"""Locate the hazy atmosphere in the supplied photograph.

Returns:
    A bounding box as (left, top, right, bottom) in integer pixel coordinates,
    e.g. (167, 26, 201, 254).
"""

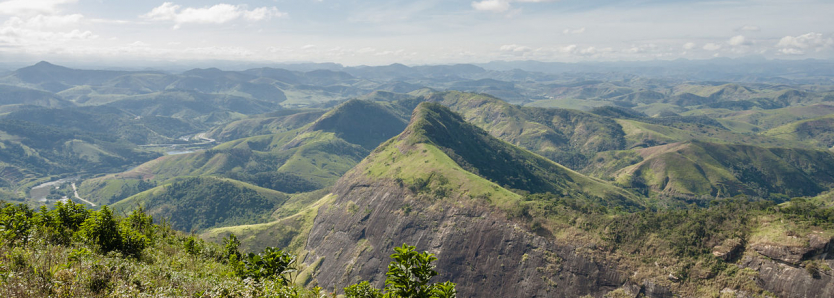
(0, 0, 833, 66)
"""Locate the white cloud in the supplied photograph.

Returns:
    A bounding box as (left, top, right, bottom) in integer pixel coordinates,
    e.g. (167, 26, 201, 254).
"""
(142, 2, 286, 29)
(702, 43, 721, 51)
(0, 0, 77, 15)
(471, 0, 511, 12)
(682, 42, 696, 50)
(472, 0, 556, 13)
(738, 25, 760, 32)
(562, 27, 585, 35)
(728, 35, 750, 46)
(499, 44, 532, 55)
(776, 32, 833, 55)
(21, 14, 83, 28)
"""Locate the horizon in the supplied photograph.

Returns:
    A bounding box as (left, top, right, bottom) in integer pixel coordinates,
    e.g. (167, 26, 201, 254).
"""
(5, 56, 834, 74)
(0, 0, 832, 66)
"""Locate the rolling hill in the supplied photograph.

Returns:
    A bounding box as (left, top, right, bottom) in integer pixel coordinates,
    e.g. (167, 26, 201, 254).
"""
(614, 141, 834, 202)
(112, 176, 290, 232)
(80, 99, 407, 205)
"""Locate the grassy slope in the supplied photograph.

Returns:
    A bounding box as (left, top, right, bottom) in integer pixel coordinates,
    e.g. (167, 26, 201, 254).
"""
(616, 118, 809, 149)
(112, 176, 290, 232)
(84, 100, 404, 205)
(362, 102, 642, 208)
(682, 103, 834, 130)
(763, 114, 834, 149)
(615, 141, 834, 200)
(408, 91, 627, 170)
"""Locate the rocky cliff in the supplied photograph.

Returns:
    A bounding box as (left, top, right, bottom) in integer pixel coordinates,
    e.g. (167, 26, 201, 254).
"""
(303, 176, 626, 297)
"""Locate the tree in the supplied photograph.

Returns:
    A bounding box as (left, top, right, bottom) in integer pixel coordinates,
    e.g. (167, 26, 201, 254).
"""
(344, 243, 456, 298)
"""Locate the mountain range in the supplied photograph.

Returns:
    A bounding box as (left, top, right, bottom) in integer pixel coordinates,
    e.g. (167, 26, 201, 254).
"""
(1, 61, 834, 297)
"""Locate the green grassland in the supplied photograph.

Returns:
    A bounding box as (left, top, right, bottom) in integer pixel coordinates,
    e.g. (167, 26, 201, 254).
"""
(614, 141, 834, 202)
(763, 114, 834, 149)
(682, 103, 834, 130)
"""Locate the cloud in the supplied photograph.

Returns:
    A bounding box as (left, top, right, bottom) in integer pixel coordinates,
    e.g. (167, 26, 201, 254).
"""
(702, 43, 721, 51)
(563, 27, 585, 35)
(142, 2, 286, 29)
(728, 35, 750, 46)
(472, 0, 556, 13)
(0, 0, 77, 15)
(472, 0, 510, 12)
(682, 42, 696, 50)
(738, 25, 760, 32)
(499, 44, 531, 54)
(775, 32, 833, 55)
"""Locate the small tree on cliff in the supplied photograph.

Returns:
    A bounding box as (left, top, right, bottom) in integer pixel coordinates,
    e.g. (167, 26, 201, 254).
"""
(344, 243, 456, 298)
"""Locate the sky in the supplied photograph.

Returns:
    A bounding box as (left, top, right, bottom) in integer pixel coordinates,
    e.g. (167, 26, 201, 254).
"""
(0, 0, 832, 66)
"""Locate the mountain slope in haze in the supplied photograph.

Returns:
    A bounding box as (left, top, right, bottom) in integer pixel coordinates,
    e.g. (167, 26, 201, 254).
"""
(3, 106, 200, 144)
(615, 140, 834, 201)
(0, 61, 145, 92)
(301, 103, 641, 297)
(0, 85, 75, 109)
(103, 90, 280, 120)
(0, 119, 159, 185)
(206, 109, 326, 142)
(80, 99, 407, 205)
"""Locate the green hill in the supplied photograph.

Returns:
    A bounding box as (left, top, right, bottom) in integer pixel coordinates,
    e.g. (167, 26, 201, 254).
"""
(0, 119, 158, 184)
(410, 91, 628, 169)
(615, 141, 834, 201)
(3, 106, 200, 145)
(206, 109, 326, 141)
(80, 100, 406, 205)
(307, 99, 408, 150)
(0, 84, 74, 108)
(763, 114, 834, 149)
(683, 103, 834, 130)
(360, 102, 642, 209)
(112, 176, 289, 232)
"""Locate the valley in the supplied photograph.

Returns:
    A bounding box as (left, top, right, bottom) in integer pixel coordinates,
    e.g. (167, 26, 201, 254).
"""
(2, 60, 834, 297)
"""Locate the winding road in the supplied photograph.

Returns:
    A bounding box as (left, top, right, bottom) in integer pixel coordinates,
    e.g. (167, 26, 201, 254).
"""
(71, 183, 96, 207)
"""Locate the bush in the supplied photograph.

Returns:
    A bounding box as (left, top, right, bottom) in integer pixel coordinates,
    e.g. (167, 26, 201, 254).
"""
(235, 247, 297, 285)
(75, 206, 149, 258)
(344, 281, 383, 298)
(344, 243, 456, 298)
(0, 202, 34, 246)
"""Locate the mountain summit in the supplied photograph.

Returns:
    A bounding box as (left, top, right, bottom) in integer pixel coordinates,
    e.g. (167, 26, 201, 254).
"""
(302, 102, 638, 297)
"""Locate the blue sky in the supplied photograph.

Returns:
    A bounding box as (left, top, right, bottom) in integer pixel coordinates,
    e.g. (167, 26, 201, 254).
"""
(0, 0, 832, 66)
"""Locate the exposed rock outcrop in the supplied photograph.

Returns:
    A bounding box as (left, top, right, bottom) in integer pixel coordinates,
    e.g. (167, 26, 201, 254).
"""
(303, 177, 625, 297)
(741, 233, 834, 298)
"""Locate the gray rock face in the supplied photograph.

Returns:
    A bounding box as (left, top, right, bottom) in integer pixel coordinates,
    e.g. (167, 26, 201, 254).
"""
(750, 234, 833, 266)
(303, 177, 625, 297)
(742, 234, 834, 298)
(741, 255, 834, 298)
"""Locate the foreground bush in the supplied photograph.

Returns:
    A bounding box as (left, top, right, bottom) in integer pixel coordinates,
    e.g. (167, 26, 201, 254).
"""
(0, 201, 317, 297)
(344, 244, 456, 298)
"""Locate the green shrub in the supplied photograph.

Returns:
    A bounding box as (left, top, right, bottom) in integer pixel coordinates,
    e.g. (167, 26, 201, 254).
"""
(235, 247, 297, 285)
(344, 243, 457, 298)
(344, 281, 383, 298)
(0, 202, 34, 246)
(74, 206, 149, 258)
